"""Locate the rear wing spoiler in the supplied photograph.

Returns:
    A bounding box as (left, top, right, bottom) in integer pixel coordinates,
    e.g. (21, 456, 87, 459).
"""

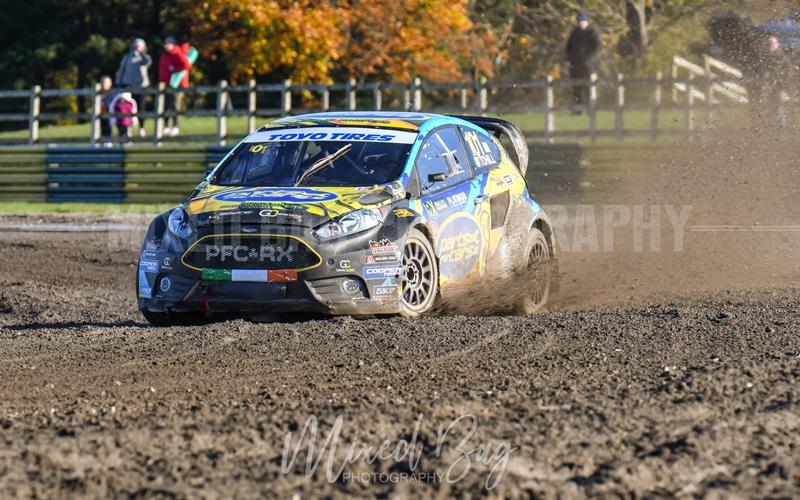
(449, 115, 529, 174)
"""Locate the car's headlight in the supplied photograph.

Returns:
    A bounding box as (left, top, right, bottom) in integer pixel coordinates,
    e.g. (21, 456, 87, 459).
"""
(314, 208, 384, 241)
(167, 207, 194, 240)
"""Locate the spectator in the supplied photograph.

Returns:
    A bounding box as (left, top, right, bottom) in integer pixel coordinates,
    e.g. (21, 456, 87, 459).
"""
(109, 92, 138, 143)
(158, 36, 192, 137)
(566, 11, 601, 114)
(115, 38, 152, 138)
(98, 75, 115, 147)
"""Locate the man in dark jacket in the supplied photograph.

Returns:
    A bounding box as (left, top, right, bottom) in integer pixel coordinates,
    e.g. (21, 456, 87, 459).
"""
(116, 38, 152, 137)
(566, 11, 601, 112)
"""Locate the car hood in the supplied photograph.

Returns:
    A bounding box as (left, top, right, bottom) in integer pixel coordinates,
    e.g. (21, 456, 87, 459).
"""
(185, 183, 404, 228)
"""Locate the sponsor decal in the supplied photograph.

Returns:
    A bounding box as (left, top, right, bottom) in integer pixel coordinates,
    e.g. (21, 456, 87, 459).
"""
(336, 259, 353, 272)
(369, 239, 398, 256)
(363, 265, 403, 280)
(259, 209, 303, 222)
(393, 208, 415, 218)
(144, 240, 159, 250)
(423, 188, 468, 216)
(366, 254, 399, 264)
(138, 269, 152, 298)
(139, 259, 159, 273)
(504, 174, 514, 185)
(205, 244, 295, 264)
(162, 257, 173, 270)
(244, 127, 417, 145)
(215, 188, 338, 203)
(373, 285, 398, 297)
(141, 250, 158, 260)
(437, 217, 482, 279)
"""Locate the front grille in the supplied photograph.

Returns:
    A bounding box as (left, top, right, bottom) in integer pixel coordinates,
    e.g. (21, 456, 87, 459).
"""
(183, 235, 320, 270)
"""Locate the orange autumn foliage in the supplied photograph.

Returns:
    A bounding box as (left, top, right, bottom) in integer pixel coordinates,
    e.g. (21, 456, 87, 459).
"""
(184, 0, 494, 83)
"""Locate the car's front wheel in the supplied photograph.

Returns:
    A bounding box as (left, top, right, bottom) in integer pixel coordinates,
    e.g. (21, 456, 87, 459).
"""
(399, 228, 439, 317)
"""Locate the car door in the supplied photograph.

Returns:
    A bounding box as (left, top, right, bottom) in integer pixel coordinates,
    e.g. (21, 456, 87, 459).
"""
(459, 126, 512, 263)
(412, 126, 489, 286)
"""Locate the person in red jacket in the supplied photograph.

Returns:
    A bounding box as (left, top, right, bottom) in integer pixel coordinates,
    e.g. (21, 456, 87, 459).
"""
(158, 36, 191, 136)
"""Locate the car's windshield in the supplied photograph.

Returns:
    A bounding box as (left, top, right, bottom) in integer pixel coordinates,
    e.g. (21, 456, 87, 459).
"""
(213, 127, 416, 187)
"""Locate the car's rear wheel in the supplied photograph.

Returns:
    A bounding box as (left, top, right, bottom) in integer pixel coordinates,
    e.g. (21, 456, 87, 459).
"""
(400, 228, 439, 317)
(515, 227, 553, 315)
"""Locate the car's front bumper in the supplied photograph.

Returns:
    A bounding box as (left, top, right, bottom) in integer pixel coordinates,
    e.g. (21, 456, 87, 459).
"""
(137, 222, 409, 316)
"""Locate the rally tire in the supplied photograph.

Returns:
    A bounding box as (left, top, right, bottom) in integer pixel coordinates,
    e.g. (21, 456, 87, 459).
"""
(399, 228, 439, 317)
(515, 227, 553, 315)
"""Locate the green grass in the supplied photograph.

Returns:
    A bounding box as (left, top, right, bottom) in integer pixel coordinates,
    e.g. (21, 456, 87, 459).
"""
(0, 201, 172, 215)
(0, 109, 695, 144)
(0, 116, 255, 142)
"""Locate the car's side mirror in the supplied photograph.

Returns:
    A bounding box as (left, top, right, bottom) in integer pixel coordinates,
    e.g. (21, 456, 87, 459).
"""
(427, 172, 447, 183)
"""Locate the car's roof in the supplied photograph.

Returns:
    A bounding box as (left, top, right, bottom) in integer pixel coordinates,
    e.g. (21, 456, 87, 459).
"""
(261, 111, 445, 132)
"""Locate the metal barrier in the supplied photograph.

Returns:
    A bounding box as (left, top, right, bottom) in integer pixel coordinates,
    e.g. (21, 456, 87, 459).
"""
(0, 142, 681, 204)
(0, 145, 228, 203)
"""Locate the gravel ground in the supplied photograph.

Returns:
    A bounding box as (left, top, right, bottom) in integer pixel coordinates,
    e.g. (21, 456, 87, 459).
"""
(0, 231, 798, 498)
(1, 134, 799, 497)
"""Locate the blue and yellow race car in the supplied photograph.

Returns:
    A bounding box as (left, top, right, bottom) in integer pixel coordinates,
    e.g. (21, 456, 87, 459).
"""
(137, 112, 555, 325)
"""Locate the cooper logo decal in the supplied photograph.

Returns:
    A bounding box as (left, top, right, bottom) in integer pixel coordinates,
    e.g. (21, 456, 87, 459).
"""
(363, 266, 403, 280)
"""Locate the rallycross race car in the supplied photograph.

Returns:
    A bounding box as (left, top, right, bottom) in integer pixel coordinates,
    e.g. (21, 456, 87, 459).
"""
(137, 112, 556, 325)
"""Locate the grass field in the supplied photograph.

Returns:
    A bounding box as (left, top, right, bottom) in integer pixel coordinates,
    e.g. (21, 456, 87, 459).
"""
(0, 108, 693, 145)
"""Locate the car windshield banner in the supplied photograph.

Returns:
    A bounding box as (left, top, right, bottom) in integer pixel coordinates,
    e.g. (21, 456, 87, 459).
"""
(244, 127, 417, 144)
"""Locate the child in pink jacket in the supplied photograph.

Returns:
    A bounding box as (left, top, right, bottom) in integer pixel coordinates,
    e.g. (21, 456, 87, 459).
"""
(109, 92, 139, 143)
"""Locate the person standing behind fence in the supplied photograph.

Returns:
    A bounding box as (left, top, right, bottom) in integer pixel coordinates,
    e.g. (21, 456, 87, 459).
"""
(115, 38, 152, 138)
(566, 11, 601, 114)
(158, 36, 192, 137)
(99, 76, 115, 147)
(109, 92, 138, 143)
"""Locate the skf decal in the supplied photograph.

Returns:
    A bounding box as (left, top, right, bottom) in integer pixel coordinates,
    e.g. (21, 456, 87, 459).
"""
(373, 285, 398, 297)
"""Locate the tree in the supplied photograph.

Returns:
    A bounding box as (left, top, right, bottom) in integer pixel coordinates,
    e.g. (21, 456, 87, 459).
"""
(184, 0, 346, 83)
(341, 0, 496, 83)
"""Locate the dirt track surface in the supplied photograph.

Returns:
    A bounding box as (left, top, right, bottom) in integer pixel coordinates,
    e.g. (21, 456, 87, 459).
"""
(1, 229, 799, 498)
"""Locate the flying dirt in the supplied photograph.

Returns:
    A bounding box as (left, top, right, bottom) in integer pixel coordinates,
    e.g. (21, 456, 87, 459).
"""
(0, 130, 799, 496)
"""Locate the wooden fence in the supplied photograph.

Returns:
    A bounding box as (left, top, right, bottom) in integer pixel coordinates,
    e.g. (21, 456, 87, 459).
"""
(0, 67, 749, 146)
